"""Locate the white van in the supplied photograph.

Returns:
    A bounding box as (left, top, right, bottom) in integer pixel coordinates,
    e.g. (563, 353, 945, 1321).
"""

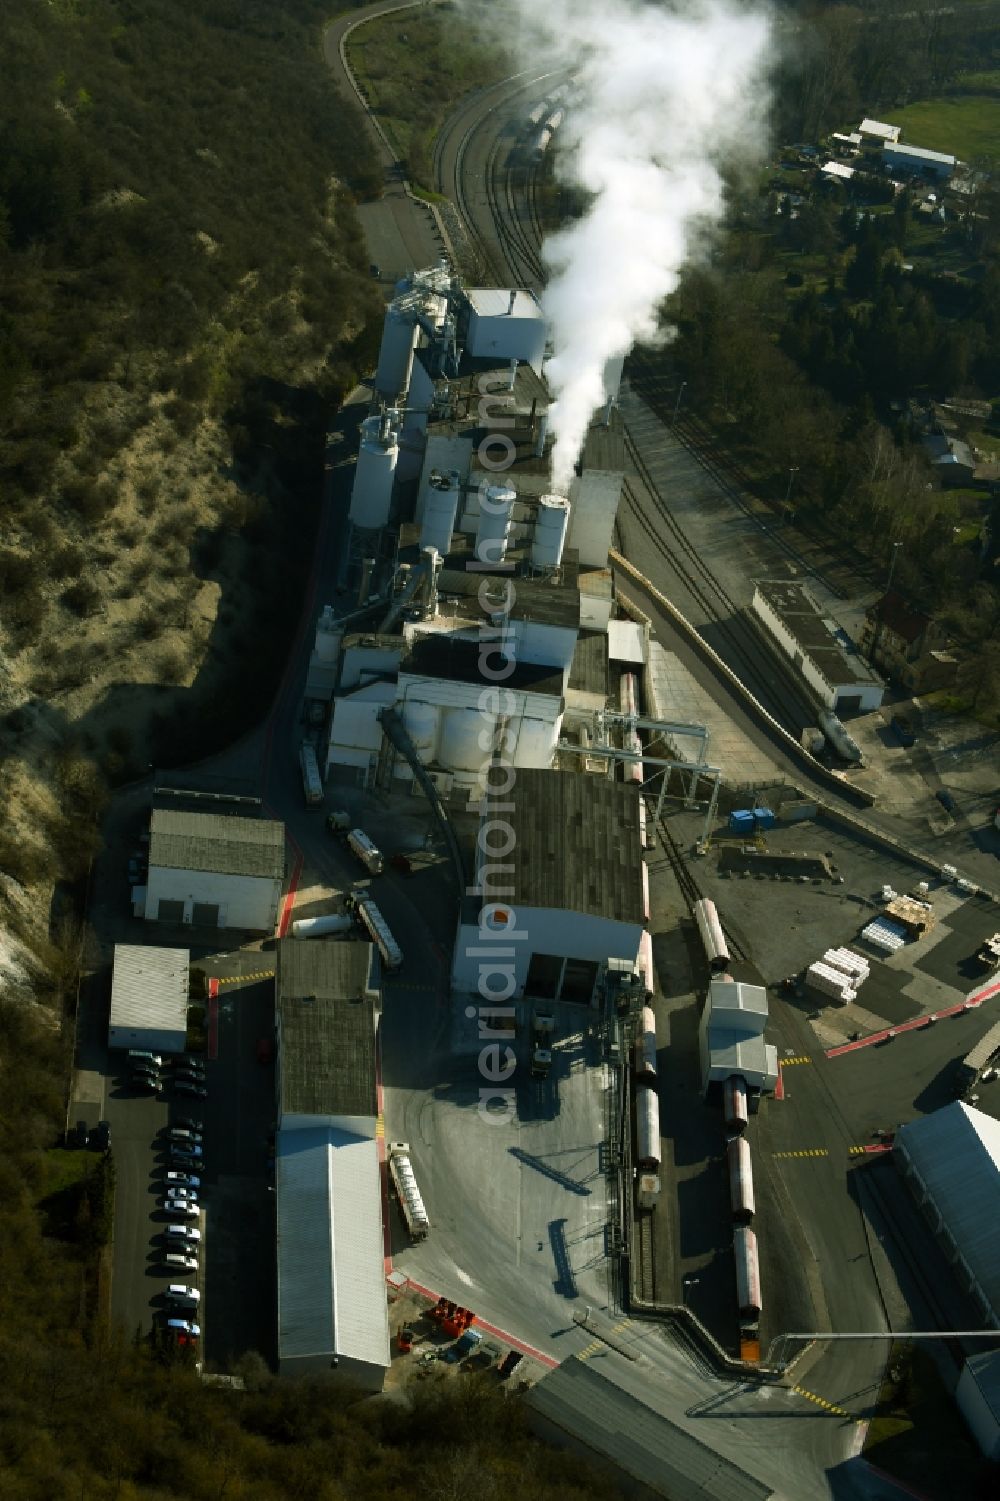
(165, 1224, 201, 1244)
(164, 1253, 198, 1272)
(166, 1284, 200, 1305)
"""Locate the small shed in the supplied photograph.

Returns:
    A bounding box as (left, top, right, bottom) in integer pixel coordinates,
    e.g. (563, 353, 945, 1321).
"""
(108, 944, 189, 1055)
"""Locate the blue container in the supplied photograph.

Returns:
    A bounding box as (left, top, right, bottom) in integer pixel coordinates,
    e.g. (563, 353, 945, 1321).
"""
(728, 810, 755, 833)
(753, 807, 776, 830)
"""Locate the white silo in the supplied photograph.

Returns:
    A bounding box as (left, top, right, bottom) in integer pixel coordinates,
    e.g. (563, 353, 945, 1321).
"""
(513, 715, 560, 768)
(440, 708, 489, 773)
(375, 306, 418, 398)
(475, 484, 516, 565)
(420, 473, 461, 556)
(530, 494, 571, 569)
(349, 414, 398, 529)
(402, 700, 440, 764)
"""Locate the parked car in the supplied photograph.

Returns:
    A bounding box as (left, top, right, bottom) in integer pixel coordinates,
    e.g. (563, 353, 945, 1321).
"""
(165, 1172, 201, 1189)
(167, 1127, 203, 1144)
(132, 1078, 164, 1096)
(169, 1153, 205, 1173)
(163, 1253, 198, 1273)
(174, 1065, 206, 1082)
(130, 1062, 159, 1081)
(165, 1187, 198, 1203)
(165, 1284, 201, 1305)
(163, 1200, 199, 1219)
(164, 1224, 201, 1244)
(127, 1050, 162, 1069)
(88, 1120, 111, 1151)
(164, 1318, 201, 1338)
(172, 1119, 203, 1135)
(174, 1080, 208, 1099)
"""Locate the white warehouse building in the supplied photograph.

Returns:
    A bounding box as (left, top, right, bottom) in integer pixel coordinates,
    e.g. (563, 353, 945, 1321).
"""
(144, 809, 285, 933)
(275, 939, 389, 1388)
(108, 943, 189, 1055)
(452, 768, 648, 1004)
(752, 580, 884, 714)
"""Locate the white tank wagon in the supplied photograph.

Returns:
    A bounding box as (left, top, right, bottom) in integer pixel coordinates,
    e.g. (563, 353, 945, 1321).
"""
(299, 741, 323, 807)
(635, 1082, 661, 1170)
(733, 1225, 762, 1318)
(637, 930, 655, 998)
(694, 897, 730, 973)
(291, 913, 355, 940)
(347, 829, 384, 876)
(723, 1074, 748, 1132)
(633, 1005, 657, 1082)
(388, 1142, 430, 1241)
(346, 890, 402, 972)
(727, 1135, 755, 1223)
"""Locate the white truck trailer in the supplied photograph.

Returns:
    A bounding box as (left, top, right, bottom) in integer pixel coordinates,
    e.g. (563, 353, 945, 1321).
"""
(388, 1141, 430, 1241)
(347, 829, 385, 875)
(346, 889, 403, 971)
(299, 741, 323, 806)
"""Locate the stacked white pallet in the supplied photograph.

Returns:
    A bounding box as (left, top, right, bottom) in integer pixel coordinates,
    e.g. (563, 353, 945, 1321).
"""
(807, 961, 857, 1004)
(823, 947, 870, 988)
(861, 918, 907, 953)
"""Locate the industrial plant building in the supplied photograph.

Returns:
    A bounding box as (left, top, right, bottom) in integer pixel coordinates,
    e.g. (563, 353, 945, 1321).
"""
(144, 808, 285, 932)
(107, 943, 189, 1055)
(699, 978, 779, 1096)
(451, 768, 647, 1003)
(893, 1102, 1000, 1328)
(751, 580, 884, 714)
(303, 261, 633, 800)
(274, 939, 389, 1387)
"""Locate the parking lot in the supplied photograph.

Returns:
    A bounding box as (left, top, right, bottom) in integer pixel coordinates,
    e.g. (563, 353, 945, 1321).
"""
(98, 947, 277, 1368)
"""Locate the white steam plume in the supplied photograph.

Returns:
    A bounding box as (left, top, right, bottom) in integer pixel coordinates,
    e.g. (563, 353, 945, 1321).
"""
(489, 0, 773, 492)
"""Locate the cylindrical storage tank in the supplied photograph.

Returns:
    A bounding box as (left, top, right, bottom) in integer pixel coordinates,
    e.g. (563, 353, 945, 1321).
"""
(634, 1005, 657, 1082)
(727, 1135, 755, 1222)
(401, 701, 439, 764)
(420, 479, 460, 557)
(511, 715, 559, 768)
(439, 709, 488, 773)
(694, 897, 730, 972)
(723, 1074, 748, 1132)
(530, 494, 571, 568)
(375, 307, 418, 398)
(291, 914, 354, 939)
(734, 1226, 761, 1318)
(349, 416, 398, 529)
(638, 930, 654, 996)
(635, 1085, 661, 1170)
(475, 484, 515, 564)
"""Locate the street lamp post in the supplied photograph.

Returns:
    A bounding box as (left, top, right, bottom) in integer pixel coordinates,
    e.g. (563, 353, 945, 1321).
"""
(671, 381, 687, 425)
(784, 466, 799, 511)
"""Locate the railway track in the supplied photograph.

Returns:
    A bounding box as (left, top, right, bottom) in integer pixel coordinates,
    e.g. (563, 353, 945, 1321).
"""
(621, 433, 813, 733)
(653, 806, 749, 964)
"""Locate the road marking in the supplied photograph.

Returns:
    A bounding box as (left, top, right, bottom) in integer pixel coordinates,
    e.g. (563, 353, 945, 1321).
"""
(216, 970, 275, 986)
(385, 982, 436, 992)
(578, 1339, 604, 1361)
(375, 1118, 385, 1139)
(780, 1056, 812, 1066)
(791, 1384, 860, 1421)
(773, 1148, 828, 1159)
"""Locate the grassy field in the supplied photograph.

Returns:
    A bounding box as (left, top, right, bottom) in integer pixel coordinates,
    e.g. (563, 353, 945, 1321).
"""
(890, 95, 1000, 161)
(347, 1, 514, 192)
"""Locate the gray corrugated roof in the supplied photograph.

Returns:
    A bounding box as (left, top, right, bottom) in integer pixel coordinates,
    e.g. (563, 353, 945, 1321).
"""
(525, 1356, 772, 1501)
(277, 940, 377, 1120)
(109, 944, 189, 1035)
(149, 809, 285, 879)
(896, 1103, 1000, 1317)
(276, 1126, 389, 1369)
(964, 1350, 1000, 1422)
(568, 631, 608, 695)
(498, 769, 644, 922)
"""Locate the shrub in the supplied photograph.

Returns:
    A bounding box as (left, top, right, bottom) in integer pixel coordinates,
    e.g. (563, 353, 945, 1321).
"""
(49, 543, 86, 579)
(62, 478, 116, 523)
(61, 579, 101, 617)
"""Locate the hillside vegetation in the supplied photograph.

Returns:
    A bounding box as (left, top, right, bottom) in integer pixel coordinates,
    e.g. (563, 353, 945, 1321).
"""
(0, 0, 383, 915)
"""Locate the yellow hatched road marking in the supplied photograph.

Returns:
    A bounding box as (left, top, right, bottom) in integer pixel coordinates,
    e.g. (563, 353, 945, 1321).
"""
(578, 1339, 603, 1361)
(848, 1146, 868, 1155)
(773, 1149, 828, 1159)
(792, 1384, 860, 1421)
(781, 1056, 812, 1066)
(375, 1119, 385, 1138)
(216, 970, 275, 986)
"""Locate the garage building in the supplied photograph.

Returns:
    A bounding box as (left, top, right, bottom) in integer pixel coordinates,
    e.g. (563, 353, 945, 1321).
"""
(108, 943, 189, 1055)
(451, 768, 647, 1004)
(275, 939, 388, 1388)
(144, 809, 285, 932)
(752, 580, 884, 713)
(893, 1102, 1000, 1327)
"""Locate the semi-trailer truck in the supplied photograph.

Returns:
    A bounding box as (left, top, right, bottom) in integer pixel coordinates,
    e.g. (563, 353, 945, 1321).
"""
(388, 1141, 430, 1241)
(299, 741, 323, 806)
